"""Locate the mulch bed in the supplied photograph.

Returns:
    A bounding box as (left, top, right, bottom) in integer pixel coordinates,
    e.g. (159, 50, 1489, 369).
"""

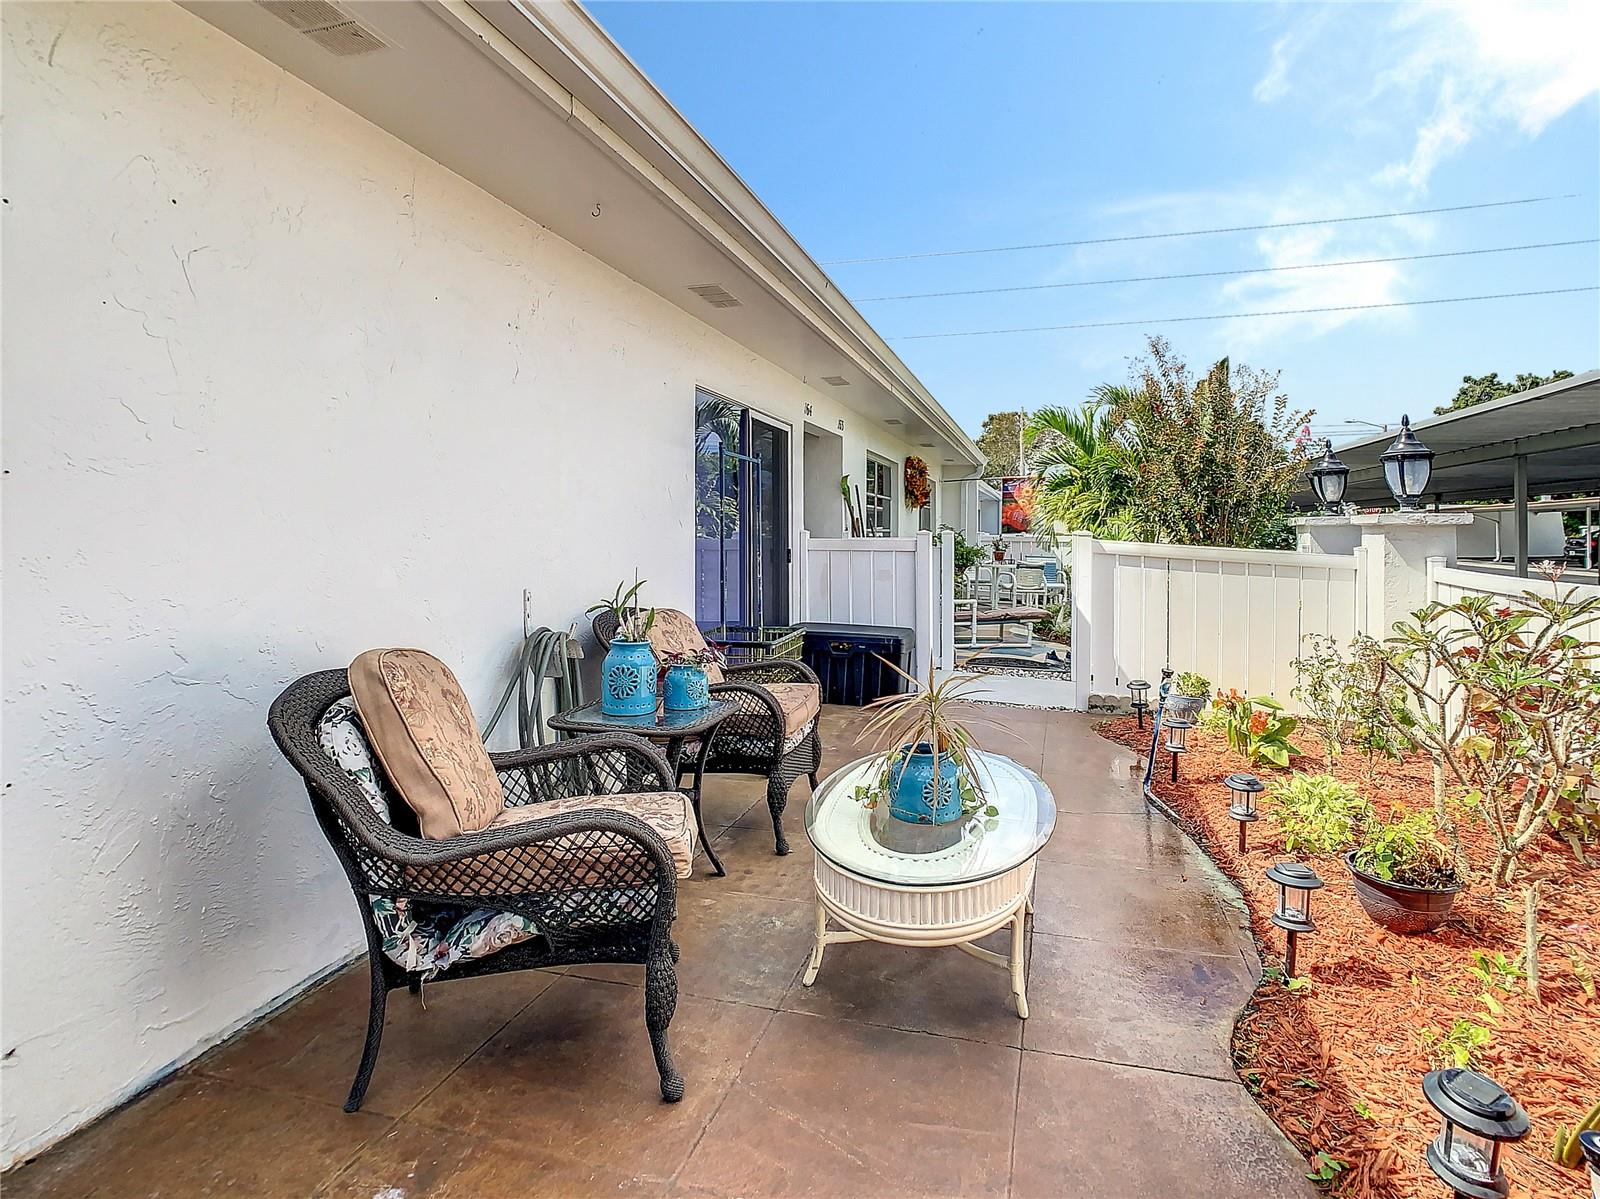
(1096, 716, 1599, 1198)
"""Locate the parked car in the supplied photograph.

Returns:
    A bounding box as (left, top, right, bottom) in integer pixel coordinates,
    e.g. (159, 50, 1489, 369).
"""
(1565, 528, 1598, 562)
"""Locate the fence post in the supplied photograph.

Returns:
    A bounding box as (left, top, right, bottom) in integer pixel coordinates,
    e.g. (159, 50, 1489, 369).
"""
(913, 530, 934, 684)
(937, 533, 956, 672)
(797, 531, 811, 622)
(1425, 555, 1446, 607)
(1069, 532, 1096, 711)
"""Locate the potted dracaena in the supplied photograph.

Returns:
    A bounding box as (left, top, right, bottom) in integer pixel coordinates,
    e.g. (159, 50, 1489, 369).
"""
(851, 660, 1000, 835)
(587, 574, 658, 717)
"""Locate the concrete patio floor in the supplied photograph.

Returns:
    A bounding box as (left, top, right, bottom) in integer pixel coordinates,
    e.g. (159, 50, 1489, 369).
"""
(8, 704, 1312, 1198)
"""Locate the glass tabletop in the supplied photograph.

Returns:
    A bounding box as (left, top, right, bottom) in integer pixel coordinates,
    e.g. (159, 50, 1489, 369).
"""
(547, 699, 738, 738)
(804, 751, 1056, 887)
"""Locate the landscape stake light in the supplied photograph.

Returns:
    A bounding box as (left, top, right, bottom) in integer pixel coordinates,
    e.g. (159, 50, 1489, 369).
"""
(1265, 861, 1323, 977)
(1308, 439, 1350, 512)
(1225, 772, 1264, 852)
(1380, 415, 1434, 511)
(1129, 679, 1151, 728)
(1421, 1068, 1530, 1199)
(1162, 715, 1193, 782)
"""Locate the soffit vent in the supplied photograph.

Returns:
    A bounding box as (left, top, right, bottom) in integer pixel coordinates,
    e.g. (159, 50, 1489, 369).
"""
(821, 375, 850, 387)
(687, 283, 742, 309)
(257, 1, 390, 56)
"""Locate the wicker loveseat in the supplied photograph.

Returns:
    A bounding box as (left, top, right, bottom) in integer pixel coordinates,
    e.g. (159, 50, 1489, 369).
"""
(592, 610, 824, 855)
(268, 669, 689, 1107)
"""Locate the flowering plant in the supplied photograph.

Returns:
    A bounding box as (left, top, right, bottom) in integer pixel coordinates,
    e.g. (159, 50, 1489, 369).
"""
(1217, 688, 1304, 769)
(661, 646, 723, 670)
(903, 456, 932, 509)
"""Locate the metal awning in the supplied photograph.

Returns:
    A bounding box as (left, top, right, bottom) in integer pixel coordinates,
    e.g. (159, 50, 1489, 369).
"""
(1299, 369, 1600, 506)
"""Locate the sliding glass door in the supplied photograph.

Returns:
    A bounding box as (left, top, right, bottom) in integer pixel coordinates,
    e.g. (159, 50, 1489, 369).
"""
(694, 391, 789, 630)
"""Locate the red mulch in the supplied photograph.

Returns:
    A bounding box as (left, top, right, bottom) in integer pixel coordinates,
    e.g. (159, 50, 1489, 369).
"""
(1096, 716, 1599, 1198)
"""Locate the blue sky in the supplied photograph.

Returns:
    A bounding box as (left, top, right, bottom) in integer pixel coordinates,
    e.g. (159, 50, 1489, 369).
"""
(590, 1, 1599, 440)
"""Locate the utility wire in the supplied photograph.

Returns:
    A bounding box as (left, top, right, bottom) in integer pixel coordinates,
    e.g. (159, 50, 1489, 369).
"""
(853, 239, 1597, 302)
(889, 286, 1598, 341)
(824, 193, 1583, 266)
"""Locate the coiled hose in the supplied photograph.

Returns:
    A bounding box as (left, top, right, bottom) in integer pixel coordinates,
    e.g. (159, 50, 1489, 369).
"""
(480, 626, 585, 749)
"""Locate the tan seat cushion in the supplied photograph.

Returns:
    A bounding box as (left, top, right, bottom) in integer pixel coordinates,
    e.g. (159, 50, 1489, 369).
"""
(349, 649, 505, 840)
(762, 682, 820, 738)
(490, 792, 697, 881)
(646, 609, 723, 683)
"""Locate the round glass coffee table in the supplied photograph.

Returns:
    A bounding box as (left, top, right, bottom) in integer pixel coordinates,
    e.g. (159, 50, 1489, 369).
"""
(801, 751, 1056, 1017)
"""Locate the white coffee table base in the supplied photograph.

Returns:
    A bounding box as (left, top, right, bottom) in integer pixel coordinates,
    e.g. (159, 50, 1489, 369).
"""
(801, 854, 1037, 1018)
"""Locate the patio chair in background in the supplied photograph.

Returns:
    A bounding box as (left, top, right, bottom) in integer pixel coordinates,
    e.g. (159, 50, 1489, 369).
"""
(593, 609, 823, 854)
(268, 666, 693, 1108)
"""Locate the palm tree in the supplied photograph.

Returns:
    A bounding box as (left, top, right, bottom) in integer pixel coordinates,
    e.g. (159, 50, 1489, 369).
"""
(1024, 389, 1147, 542)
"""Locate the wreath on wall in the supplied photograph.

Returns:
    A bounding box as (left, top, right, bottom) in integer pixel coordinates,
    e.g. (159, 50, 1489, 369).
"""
(903, 455, 932, 509)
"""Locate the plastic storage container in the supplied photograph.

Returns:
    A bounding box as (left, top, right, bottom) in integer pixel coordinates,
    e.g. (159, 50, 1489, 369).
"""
(800, 623, 916, 706)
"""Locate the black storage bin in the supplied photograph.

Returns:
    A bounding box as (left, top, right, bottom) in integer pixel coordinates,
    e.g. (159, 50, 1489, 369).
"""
(801, 623, 916, 706)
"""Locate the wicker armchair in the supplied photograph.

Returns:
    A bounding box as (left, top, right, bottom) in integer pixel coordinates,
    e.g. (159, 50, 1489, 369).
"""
(268, 669, 686, 1108)
(592, 611, 823, 855)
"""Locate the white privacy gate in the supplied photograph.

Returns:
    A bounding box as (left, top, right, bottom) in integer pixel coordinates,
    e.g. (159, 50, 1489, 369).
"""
(797, 531, 956, 682)
(1069, 533, 1368, 710)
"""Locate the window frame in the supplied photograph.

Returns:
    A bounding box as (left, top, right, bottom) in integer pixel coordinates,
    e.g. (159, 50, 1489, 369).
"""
(864, 454, 894, 536)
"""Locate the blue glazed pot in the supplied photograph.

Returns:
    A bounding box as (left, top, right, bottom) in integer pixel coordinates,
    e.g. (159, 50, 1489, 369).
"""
(601, 639, 658, 716)
(663, 664, 710, 711)
(887, 743, 964, 825)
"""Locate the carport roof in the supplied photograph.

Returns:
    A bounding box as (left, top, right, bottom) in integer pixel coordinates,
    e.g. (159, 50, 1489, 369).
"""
(1300, 369, 1600, 506)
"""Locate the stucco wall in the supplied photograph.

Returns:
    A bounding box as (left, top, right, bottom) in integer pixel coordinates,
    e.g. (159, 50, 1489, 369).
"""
(0, 0, 933, 1165)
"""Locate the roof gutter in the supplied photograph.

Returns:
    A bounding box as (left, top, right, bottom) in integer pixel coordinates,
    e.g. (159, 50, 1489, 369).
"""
(455, 0, 981, 468)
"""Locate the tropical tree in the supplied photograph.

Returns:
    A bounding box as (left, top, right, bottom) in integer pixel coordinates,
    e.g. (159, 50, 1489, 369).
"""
(1024, 392, 1147, 541)
(1434, 369, 1572, 415)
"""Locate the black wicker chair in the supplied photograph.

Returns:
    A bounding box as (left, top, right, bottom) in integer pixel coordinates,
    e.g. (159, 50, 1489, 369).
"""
(592, 611, 824, 855)
(268, 669, 686, 1108)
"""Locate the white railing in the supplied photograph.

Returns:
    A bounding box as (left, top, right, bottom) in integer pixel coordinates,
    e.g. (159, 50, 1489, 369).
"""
(1069, 533, 1367, 710)
(798, 530, 947, 681)
(1429, 559, 1600, 607)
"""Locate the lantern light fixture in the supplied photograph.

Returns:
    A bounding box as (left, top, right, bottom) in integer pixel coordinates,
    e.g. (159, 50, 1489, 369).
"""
(1265, 860, 1324, 976)
(1129, 679, 1151, 729)
(1162, 715, 1194, 782)
(1421, 1068, 1530, 1199)
(1380, 414, 1435, 511)
(1308, 439, 1350, 513)
(1225, 772, 1264, 852)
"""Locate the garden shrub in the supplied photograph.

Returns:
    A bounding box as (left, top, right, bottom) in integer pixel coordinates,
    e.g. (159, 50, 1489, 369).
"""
(1351, 807, 1458, 889)
(1268, 773, 1371, 855)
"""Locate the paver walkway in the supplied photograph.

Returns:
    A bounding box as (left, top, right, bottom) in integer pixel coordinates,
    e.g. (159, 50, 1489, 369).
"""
(9, 704, 1313, 1198)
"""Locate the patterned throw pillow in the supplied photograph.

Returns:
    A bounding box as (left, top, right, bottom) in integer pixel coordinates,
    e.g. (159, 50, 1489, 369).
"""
(315, 695, 541, 978)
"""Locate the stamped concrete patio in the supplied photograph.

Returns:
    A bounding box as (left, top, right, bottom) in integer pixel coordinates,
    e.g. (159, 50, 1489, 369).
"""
(9, 704, 1312, 1198)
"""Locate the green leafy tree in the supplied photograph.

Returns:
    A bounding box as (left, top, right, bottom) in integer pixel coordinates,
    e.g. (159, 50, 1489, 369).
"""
(975, 410, 1025, 478)
(1434, 370, 1572, 415)
(1024, 394, 1148, 540)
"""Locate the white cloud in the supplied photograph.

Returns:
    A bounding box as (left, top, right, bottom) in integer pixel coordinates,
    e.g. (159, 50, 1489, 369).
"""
(1253, 34, 1295, 103)
(1373, 1, 1597, 191)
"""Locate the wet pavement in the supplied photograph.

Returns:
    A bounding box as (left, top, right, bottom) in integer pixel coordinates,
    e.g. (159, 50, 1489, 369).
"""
(8, 705, 1313, 1198)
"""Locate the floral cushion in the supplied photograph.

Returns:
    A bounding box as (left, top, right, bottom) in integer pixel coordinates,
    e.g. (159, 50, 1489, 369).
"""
(316, 698, 540, 980)
(646, 610, 723, 684)
(488, 792, 697, 881)
(762, 682, 821, 737)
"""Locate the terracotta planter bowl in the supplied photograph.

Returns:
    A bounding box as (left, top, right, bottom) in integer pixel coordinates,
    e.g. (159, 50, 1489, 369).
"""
(1343, 850, 1462, 934)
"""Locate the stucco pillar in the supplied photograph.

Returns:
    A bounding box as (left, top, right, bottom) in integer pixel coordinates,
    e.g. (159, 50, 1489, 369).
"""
(1295, 512, 1472, 636)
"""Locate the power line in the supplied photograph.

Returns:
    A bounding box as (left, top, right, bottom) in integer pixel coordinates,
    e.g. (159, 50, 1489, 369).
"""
(853, 239, 1597, 302)
(823, 193, 1584, 266)
(889, 286, 1598, 341)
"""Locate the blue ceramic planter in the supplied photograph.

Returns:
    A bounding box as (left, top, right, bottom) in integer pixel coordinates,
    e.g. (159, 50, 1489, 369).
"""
(663, 664, 710, 711)
(601, 639, 658, 716)
(888, 743, 964, 825)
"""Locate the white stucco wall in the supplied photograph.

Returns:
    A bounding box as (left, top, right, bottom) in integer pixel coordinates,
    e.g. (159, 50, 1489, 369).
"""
(0, 0, 935, 1166)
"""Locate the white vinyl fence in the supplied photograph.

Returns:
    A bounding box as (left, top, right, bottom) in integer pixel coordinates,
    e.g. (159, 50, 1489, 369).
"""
(1428, 559, 1600, 608)
(1069, 533, 1368, 710)
(797, 530, 955, 682)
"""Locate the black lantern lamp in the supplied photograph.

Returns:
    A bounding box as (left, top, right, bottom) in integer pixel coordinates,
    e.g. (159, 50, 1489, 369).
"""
(1308, 439, 1350, 513)
(1129, 679, 1151, 729)
(1380, 415, 1434, 511)
(1421, 1068, 1530, 1199)
(1265, 861, 1323, 976)
(1225, 772, 1264, 852)
(1162, 715, 1194, 782)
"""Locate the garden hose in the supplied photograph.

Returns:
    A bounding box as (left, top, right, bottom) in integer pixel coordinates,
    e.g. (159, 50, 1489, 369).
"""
(480, 626, 585, 749)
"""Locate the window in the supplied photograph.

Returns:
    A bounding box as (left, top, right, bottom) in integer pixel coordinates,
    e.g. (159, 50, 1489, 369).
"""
(864, 455, 893, 535)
